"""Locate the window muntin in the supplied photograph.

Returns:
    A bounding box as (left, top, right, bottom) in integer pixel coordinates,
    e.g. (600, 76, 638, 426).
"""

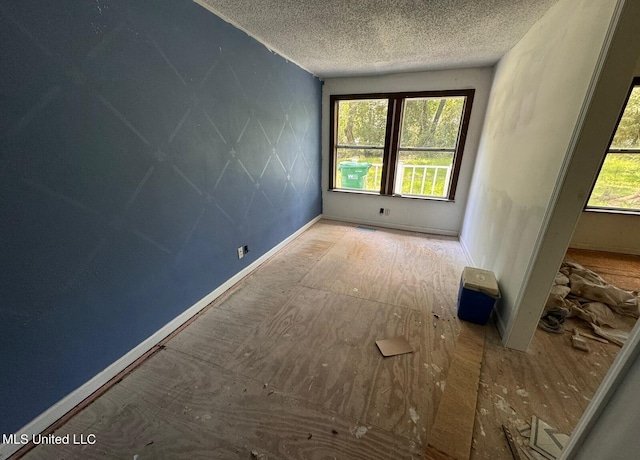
(587, 81, 640, 212)
(329, 90, 474, 200)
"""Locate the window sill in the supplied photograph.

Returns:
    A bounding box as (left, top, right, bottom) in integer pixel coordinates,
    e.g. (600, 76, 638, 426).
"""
(584, 207, 640, 216)
(329, 188, 455, 203)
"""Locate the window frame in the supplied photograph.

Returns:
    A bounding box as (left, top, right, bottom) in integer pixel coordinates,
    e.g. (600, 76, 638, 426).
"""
(585, 77, 640, 214)
(329, 89, 475, 200)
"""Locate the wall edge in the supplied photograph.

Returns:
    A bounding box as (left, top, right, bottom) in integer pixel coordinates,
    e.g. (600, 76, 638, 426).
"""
(192, 0, 317, 77)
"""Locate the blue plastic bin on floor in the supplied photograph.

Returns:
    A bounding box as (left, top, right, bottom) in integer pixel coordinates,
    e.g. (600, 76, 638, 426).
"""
(457, 267, 500, 325)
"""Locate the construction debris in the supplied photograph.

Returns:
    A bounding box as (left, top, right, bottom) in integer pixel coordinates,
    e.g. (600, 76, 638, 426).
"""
(530, 416, 568, 459)
(570, 333, 590, 352)
(502, 425, 521, 460)
(513, 416, 568, 460)
(539, 258, 639, 345)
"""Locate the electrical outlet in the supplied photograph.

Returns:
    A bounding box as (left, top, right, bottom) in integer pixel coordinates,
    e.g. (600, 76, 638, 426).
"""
(384, 209, 390, 216)
(237, 246, 244, 259)
(379, 207, 384, 215)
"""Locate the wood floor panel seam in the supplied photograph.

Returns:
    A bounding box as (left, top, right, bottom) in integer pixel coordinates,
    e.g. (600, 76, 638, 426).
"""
(133, 348, 424, 456)
(160, 344, 375, 423)
(24, 221, 617, 460)
(296, 281, 446, 314)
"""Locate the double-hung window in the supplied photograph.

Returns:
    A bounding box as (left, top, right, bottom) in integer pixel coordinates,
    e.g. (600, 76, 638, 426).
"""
(329, 90, 474, 200)
(587, 77, 640, 213)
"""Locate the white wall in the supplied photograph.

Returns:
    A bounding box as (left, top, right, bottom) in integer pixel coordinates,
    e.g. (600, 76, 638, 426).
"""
(570, 212, 640, 255)
(559, 4, 640, 451)
(572, 351, 640, 459)
(569, 56, 640, 256)
(460, 0, 621, 348)
(321, 68, 494, 236)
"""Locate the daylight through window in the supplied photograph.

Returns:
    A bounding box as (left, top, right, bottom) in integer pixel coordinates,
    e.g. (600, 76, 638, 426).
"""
(587, 78, 640, 212)
(329, 90, 474, 199)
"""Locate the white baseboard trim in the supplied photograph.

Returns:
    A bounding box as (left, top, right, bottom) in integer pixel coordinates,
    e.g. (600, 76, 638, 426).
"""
(458, 237, 476, 266)
(568, 242, 640, 256)
(494, 308, 508, 342)
(0, 215, 322, 460)
(322, 215, 459, 237)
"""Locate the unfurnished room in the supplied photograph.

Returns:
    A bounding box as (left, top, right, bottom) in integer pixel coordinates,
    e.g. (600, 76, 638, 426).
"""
(1, 1, 640, 459)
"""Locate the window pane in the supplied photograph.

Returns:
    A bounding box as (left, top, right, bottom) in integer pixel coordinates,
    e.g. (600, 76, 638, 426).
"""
(337, 99, 388, 147)
(331, 91, 473, 198)
(610, 86, 640, 150)
(335, 99, 387, 192)
(394, 151, 453, 197)
(587, 153, 640, 210)
(396, 97, 465, 197)
(400, 97, 464, 149)
(336, 148, 382, 192)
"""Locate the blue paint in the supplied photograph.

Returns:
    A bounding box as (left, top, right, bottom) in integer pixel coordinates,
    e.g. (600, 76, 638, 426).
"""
(0, 0, 321, 434)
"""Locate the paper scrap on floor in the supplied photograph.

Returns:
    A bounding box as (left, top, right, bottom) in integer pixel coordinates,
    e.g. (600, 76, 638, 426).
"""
(376, 336, 413, 357)
(530, 416, 568, 460)
(517, 416, 568, 460)
(520, 445, 547, 460)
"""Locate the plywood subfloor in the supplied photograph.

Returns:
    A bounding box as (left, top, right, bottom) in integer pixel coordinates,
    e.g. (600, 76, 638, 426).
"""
(471, 317, 620, 459)
(22, 221, 618, 459)
(566, 248, 640, 292)
(466, 248, 636, 459)
(23, 220, 468, 459)
(429, 323, 486, 460)
(465, 247, 639, 459)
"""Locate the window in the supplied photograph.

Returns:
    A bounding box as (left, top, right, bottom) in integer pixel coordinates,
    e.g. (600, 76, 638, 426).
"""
(329, 90, 474, 200)
(587, 78, 640, 213)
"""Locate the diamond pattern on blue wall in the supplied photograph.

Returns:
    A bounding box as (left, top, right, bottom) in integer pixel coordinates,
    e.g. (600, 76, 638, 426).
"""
(0, 0, 321, 434)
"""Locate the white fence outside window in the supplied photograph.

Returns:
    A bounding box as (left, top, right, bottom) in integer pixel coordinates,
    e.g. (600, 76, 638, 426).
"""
(368, 163, 452, 197)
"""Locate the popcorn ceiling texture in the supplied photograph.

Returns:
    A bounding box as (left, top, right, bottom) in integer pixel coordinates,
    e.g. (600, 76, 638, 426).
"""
(198, 0, 560, 77)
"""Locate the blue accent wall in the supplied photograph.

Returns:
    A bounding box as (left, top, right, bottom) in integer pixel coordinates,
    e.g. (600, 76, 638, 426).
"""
(0, 0, 321, 434)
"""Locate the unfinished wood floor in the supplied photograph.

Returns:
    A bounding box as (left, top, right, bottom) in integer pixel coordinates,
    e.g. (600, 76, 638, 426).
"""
(23, 220, 467, 459)
(566, 248, 640, 292)
(472, 247, 638, 459)
(471, 317, 620, 459)
(22, 221, 623, 459)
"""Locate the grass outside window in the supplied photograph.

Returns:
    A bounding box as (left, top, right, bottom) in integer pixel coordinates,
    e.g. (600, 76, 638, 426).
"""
(587, 79, 640, 213)
(329, 90, 474, 200)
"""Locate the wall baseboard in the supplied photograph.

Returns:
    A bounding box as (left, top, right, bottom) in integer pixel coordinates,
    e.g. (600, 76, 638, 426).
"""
(459, 237, 476, 266)
(494, 308, 508, 341)
(322, 215, 459, 237)
(0, 215, 322, 460)
(568, 242, 640, 256)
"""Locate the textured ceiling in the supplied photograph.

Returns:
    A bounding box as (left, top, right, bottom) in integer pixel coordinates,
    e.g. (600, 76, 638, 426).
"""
(196, 0, 560, 78)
